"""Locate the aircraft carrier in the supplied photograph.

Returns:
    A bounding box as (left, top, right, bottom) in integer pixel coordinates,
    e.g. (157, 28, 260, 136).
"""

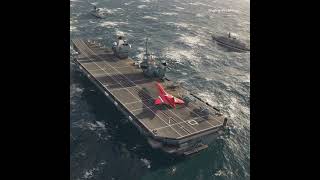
(71, 38, 229, 155)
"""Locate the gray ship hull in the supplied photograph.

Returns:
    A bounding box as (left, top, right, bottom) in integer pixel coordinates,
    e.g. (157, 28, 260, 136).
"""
(212, 35, 250, 52)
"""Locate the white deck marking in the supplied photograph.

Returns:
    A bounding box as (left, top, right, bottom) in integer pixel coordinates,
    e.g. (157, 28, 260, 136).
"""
(123, 98, 154, 105)
(114, 65, 133, 69)
(127, 104, 220, 132)
(153, 115, 219, 131)
(131, 106, 157, 112)
(183, 104, 215, 128)
(164, 107, 198, 132)
(109, 86, 137, 92)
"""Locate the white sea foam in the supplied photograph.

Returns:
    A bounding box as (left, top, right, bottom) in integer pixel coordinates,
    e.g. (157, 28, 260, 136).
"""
(175, 6, 184, 10)
(214, 169, 225, 176)
(88, 121, 107, 131)
(208, 8, 239, 14)
(114, 29, 128, 37)
(172, 5, 184, 10)
(228, 96, 250, 123)
(83, 167, 99, 179)
(100, 21, 118, 27)
(137, 47, 145, 52)
(83, 170, 93, 179)
(124, 1, 134, 6)
(160, 12, 178, 16)
(142, 16, 158, 20)
(196, 13, 205, 17)
(170, 166, 177, 174)
(70, 26, 77, 32)
(177, 34, 205, 47)
(95, 121, 106, 129)
(72, 119, 107, 131)
(99, 21, 128, 27)
(98, 8, 121, 15)
(165, 22, 191, 29)
(70, 84, 83, 95)
(137, 5, 147, 9)
(189, 2, 214, 8)
(70, 18, 78, 32)
(243, 74, 250, 83)
(214, 169, 233, 177)
(173, 22, 190, 28)
(75, 87, 83, 93)
(140, 158, 151, 168)
(164, 47, 197, 64)
(197, 92, 220, 107)
(70, 18, 78, 24)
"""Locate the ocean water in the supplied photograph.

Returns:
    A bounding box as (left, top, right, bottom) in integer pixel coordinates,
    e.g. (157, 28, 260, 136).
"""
(70, 0, 250, 180)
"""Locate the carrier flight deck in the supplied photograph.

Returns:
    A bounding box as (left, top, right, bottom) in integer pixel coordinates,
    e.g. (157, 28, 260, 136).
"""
(71, 38, 229, 155)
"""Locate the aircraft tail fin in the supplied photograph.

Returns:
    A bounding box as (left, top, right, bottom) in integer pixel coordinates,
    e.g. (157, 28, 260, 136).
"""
(156, 82, 166, 95)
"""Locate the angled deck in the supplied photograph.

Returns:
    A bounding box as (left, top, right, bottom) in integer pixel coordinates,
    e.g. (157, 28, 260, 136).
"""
(72, 39, 225, 140)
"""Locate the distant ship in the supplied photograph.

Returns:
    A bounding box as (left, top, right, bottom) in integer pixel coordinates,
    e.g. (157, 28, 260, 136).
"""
(212, 32, 250, 52)
(90, 5, 108, 19)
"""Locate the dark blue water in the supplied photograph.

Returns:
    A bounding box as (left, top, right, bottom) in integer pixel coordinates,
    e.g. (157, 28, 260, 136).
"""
(70, 0, 250, 179)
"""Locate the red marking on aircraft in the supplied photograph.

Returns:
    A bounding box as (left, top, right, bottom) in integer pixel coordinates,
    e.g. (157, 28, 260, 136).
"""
(154, 82, 184, 108)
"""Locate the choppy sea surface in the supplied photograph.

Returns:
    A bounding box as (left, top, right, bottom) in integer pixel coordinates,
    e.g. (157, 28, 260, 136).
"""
(70, 0, 250, 180)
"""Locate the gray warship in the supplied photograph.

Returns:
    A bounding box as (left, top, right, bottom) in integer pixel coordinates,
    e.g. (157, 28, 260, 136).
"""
(212, 32, 250, 52)
(71, 36, 229, 155)
(90, 5, 108, 19)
